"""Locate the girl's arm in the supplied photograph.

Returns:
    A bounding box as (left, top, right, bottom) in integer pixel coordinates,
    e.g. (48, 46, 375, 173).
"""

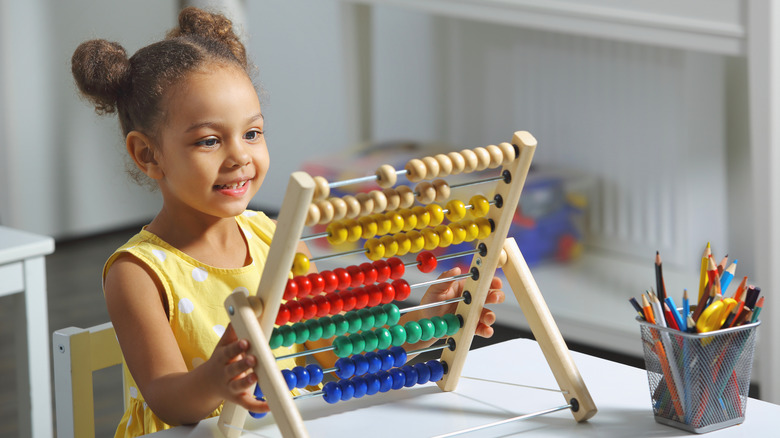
(104, 254, 267, 426)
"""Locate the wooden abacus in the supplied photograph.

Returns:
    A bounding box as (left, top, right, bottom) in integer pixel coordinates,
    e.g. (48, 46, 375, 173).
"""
(217, 131, 597, 437)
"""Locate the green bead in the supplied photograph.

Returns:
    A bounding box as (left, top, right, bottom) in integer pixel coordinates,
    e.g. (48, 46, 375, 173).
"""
(350, 333, 367, 355)
(389, 325, 407, 347)
(370, 306, 388, 327)
(444, 313, 461, 336)
(319, 317, 336, 339)
(362, 330, 379, 352)
(384, 304, 401, 326)
(279, 325, 296, 347)
(331, 314, 349, 336)
(431, 316, 448, 338)
(404, 321, 423, 344)
(358, 308, 375, 331)
(346, 312, 363, 334)
(305, 319, 323, 342)
(418, 318, 435, 341)
(333, 336, 353, 358)
(375, 327, 392, 350)
(293, 323, 310, 344)
(269, 329, 283, 350)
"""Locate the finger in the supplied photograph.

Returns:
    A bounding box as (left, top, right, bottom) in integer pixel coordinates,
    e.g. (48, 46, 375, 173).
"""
(227, 354, 257, 381)
(220, 338, 250, 363)
(217, 323, 238, 347)
(423, 268, 464, 301)
(479, 308, 497, 327)
(475, 322, 495, 338)
(485, 288, 505, 305)
(228, 366, 258, 395)
(240, 392, 270, 413)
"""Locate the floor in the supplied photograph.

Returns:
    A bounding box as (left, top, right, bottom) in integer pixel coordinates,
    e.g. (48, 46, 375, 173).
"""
(0, 225, 649, 437)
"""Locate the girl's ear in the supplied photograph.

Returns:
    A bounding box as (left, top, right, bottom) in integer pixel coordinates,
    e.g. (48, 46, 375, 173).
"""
(126, 131, 163, 179)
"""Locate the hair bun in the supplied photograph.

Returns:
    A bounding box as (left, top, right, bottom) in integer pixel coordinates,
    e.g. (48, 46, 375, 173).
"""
(71, 39, 130, 114)
(169, 6, 247, 67)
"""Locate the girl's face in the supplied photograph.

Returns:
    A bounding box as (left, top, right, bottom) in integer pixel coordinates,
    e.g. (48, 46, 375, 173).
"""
(152, 65, 269, 221)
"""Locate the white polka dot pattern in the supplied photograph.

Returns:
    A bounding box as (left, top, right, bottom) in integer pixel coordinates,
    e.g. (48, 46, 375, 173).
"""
(178, 298, 194, 314)
(213, 324, 226, 338)
(192, 267, 208, 282)
(129, 386, 138, 399)
(233, 286, 250, 296)
(152, 249, 166, 262)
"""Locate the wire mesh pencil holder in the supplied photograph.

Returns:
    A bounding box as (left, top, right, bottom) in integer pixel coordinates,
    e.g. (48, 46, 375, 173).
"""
(637, 318, 760, 433)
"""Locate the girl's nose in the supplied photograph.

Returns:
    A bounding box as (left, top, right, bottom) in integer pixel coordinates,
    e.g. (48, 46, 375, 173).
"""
(226, 139, 251, 168)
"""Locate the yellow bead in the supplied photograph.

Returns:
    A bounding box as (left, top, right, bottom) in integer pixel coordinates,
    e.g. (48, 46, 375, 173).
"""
(326, 221, 348, 245)
(359, 216, 379, 239)
(412, 206, 430, 229)
(475, 217, 493, 239)
(292, 252, 310, 277)
(449, 222, 467, 245)
(426, 203, 444, 226)
(386, 211, 405, 234)
(406, 230, 425, 253)
(445, 199, 467, 222)
(373, 213, 392, 236)
(469, 195, 491, 218)
(379, 235, 399, 258)
(462, 220, 480, 242)
(364, 239, 385, 261)
(421, 228, 441, 250)
(344, 219, 362, 243)
(435, 224, 453, 248)
(399, 209, 418, 232)
(394, 233, 411, 256)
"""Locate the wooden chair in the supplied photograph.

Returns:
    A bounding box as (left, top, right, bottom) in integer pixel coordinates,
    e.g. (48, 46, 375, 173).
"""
(53, 322, 124, 438)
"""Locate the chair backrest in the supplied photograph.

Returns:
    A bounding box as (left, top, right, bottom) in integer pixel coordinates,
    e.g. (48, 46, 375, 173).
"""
(53, 322, 123, 438)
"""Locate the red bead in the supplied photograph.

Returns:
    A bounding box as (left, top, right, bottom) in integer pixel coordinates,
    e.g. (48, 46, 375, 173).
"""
(300, 297, 318, 320)
(275, 304, 291, 326)
(373, 260, 391, 283)
(326, 292, 344, 315)
(286, 300, 304, 323)
(416, 251, 438, 273)
(312, 294, 331, 317)
(295, 276, 312, 297)
(333, 268, 352, 291)
(387, 257, 405, 279)
(392, 279, 411, 301)
(380, 282, 395, 304)
(346, 265, 365, 288)
(340, 290, 357, 312)
(354, 287, 370, 310)
(366, 284, 383, 307)
(360, 262, 378, 285)
(284, 279, 299, 300)
(308, 273, 325, 295)
(321, 270, 339, 293)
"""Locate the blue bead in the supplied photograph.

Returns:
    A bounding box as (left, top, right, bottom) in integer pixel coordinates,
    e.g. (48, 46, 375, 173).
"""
(389, 346, 407, 367)
(427, 360, 444, 382)
(306, 364, 324, 386)
(335, 357, 356, 379)
(249, 411, 267, 419)
(339, 380, 355, 401)
(293, 366, 310, 388)
(253, 383, 264, 399)
(377, 371, 393, 393)
(281, 369, 297, 390)
(401, 365, 418, 387)
(323, 381, 342, 404)
(390, 368, 406, 390)
(365, 374, 381, 395)
(351, 376, 368, 398)
(413, 362, 431, 384)
(353, 354, 370, 376)
(378, 350, 395, 371)
(365, 351, 382, 374)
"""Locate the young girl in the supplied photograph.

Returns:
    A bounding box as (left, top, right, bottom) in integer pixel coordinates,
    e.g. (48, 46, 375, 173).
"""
(72, 7, 503, 437)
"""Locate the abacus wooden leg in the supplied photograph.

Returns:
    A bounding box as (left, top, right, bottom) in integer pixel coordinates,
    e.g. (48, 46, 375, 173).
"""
(501, 237, 598, 422)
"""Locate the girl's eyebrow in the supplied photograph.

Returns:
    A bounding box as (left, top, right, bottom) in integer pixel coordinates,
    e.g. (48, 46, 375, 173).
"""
(185, 113, 264, 133)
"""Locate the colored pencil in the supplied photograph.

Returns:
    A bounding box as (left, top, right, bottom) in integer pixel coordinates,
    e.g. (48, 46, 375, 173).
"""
(655, 251, 667, 303)
(720, 259, 737, 293)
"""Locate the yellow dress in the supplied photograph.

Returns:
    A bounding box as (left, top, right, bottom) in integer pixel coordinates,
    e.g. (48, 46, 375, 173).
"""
(103, 210, 302, 437)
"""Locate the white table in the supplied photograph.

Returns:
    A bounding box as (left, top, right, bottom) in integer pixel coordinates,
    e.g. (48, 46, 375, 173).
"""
(148, 338, 779, 437)
(0, 226, 55, 438)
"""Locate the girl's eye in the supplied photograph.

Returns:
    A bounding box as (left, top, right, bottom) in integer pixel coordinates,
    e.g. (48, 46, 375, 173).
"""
(196, 137, 219, 147)
(244, 129, 263, 141)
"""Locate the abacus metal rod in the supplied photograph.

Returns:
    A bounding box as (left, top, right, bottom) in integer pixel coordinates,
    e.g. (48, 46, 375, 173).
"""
(409, 273, 473, 289)
(402, 248, 480, 268)
(328, 169, 408, 189)
(310, 248, 367, 263)
(432, 404, 574, 438)
(397, 296, 466, 314)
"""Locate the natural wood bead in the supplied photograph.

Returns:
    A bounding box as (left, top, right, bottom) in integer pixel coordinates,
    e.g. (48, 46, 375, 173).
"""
(369, 190, 388, 213)
(329, 197, 348, 221)
(498, 142, 516, 163)
(498, 248, 508, 268)
(473, 147, 491, 171)
(396, 185, 415, 209)
(355, 192, 375, 216)
(383, 188, 401, 211)
(312, 176, 330, 202)
(405, 158, 427, 182)
(316, 199, 335, 224)
(434, 154, 453, 177)
(342, 195, 361, 219)
(432, 179, 450, 203)
(305, 203, 321, 227)
(486, 145, 504, 168)
(460, 149, 478, 173)
(447, 152, 466, 175)
(415, 181, 436, 204)
(375, 164, 397, 188)
(422, 156, 440, 179)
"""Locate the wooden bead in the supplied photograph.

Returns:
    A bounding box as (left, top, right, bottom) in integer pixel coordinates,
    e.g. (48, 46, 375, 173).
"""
(383, 188, 401, 211)
(342, 195, 361, 219)
(305, 203, 321, 227)
(425, 204, 444, 226)
(399, 209, 418, 232)
(460, 149, 479, 173)
(421, 228, 440, 251)
(434, 154, 453, 177)
(394, 233, 411, 256)
(406, 230, 425, 253)
(435, 224, 453, 248)
(448, 222, 467, 245)
(469, 195, 491, 218)
(329, 197, 348, 221)
(498, 142, 516, 163)
(486, 145, 504, 168)
(316, 200, 335, 224)
(375, 164, 398, 188)
(405, 158, 427, 182)
(373, 213, 392, 235)
(422, 156, 440, 179)
(447, 152, 466, 175)
(355, 192, 375, 217)
(386, 211, 405, 234)
(415, 181, 436, 204)
(369, 190, 388, 213)
(379, 235, 399, 258)
(396, 185, 415, 209)
(432, 179, 450, 203)
(326, 222, 348, 245)
(312, 176, 330, 202)
(498, 248, 508, 268)
(358, 215, 379, 239)
(473, 147, 491, 171)
(411, 206, 430, 229)
(344, 219, 362, 242)
(446, 199, 467, 222)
